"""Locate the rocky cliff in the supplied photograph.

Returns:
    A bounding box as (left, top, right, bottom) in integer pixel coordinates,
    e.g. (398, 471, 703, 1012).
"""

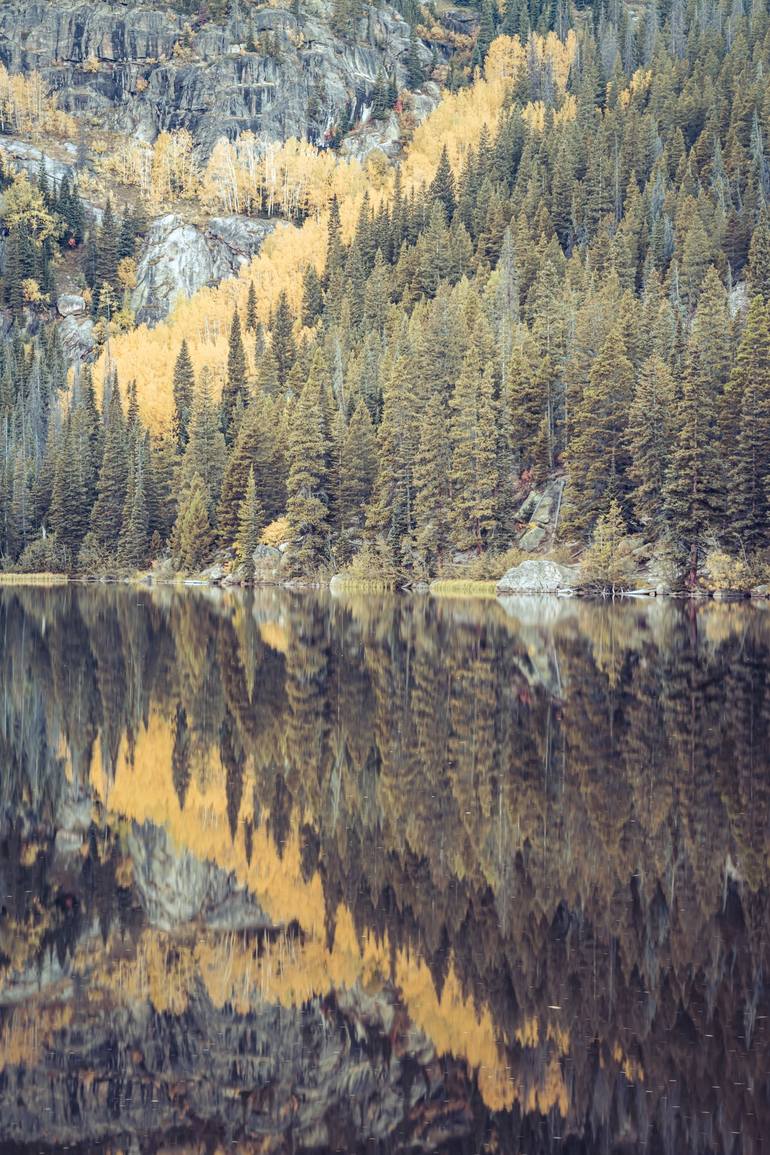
(0, 0, 435, 152)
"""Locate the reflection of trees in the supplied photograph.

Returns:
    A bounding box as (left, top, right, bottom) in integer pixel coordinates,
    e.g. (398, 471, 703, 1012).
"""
(2, 589, 770, 1151)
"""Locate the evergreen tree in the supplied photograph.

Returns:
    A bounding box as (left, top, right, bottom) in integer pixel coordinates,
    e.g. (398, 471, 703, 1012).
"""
(271, 290, 296, 387)
(173, 473, 214, 571)
(627, 355, 676, 535)
(301, 264, 324, 328)
(237, 466, 264, 579)
(728, 297, 770, 549)
(286, 376, 330, 573)
(50, 416, 89, 567)
(748, 212, 770, 301)
(246, 281, 258, 331)
(413, 393, 450, 573)
(172, 339, 195, 452)
(664, 347, 726, 584)
(222, 309, 248, 442)
(449, 350, 500, 552)
(428, 146, 456, 223)
(90, 383, 128, 552)
(339, 398, 377, 534)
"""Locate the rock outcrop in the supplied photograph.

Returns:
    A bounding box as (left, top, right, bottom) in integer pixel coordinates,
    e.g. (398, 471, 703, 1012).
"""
(497, 558, 578, 595)
(132, 211, 278, 322)
(0, 0, 434, 153)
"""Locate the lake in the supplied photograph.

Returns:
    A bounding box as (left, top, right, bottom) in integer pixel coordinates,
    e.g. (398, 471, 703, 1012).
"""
(0, 585, 769, 1154)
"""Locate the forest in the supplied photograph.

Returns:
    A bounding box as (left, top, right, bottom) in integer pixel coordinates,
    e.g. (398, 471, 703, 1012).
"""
(2, 0, 770, 587)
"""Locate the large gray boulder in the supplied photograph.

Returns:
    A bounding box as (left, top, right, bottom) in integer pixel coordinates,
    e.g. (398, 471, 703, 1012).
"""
(131, 212, 277, 323)
(497, 559, 578, 596)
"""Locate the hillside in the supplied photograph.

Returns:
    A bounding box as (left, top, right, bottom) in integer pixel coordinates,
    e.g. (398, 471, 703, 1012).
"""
(2, 0, 770, 588)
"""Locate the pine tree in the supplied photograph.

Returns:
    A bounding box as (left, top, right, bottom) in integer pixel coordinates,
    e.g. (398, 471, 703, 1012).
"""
(90, 383, 128, 552)
(406, 26, 424, 90)
(627, 355, 676, 534)
(245, 281, 258, 331)
(222, 309, 248, 442)
(323, 195, 345, 289)
(728, 297, 770, 549)
(339, 398, 376, 534)
(580, 499, 631, 592)
(449, 350, 500, 553)
(301, 264, 324, 328)
(95, 197, 119, 294)
(429, 146, 456, 222)
(172, 339, 195, 452)
(181, 370, 227, 511)
(664, 347, 726, 584)
(118, 438, 149, 569)
(748, 212, 770, 302)
(563, 328, 635, 537)
(237, 466, 264, 579)
(413, 393, 450, 573)
(271, 290, 296, 387)
(50, 416, 89, 567)
(173, 473, 214, 571)
(286, 376, 330, 573)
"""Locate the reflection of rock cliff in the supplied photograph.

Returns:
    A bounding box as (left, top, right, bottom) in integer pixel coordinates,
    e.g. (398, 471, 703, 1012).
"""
(1, 587, 770, 1152)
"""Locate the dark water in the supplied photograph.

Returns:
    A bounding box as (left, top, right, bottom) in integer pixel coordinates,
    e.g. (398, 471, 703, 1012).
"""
(1, 586, 769, 1155)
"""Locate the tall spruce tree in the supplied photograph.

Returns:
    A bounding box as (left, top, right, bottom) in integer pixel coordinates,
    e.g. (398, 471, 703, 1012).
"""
(172, 339, 195, 452)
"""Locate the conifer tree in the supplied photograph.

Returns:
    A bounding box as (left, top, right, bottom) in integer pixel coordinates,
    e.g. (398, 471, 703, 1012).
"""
(90, 384, 128, 552)
(271, 290, 296, 387)
(728, 297, 770, 549)
(563, 328, 634, 536)
(664, 347, 726, 584)
(449, 351, 500, 552)
(301, 264, 324, 328)
(413, 393, 450, 573)
(222, 309, 248, 441)
(237, 466, 264, 579)
(429, 146, 456, 222)
(286, 376, 330, 573)
(627, 355, 676, 534)
(748, 212, 770, 301)
(245, 281, 258, 331)
(339, 398, 376, 533)
(50, 416, 88, 567)
(181, 370, 227, 512)
(172, 339, 195, 452)
(323, 195, 345, 289)
(173, 473, 214, 572)
(118, 438, 149, 569)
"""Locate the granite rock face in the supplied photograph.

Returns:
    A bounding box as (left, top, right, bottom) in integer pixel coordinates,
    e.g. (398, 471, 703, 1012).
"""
(131, 211, 278, 322)
(0, 0, 434, 154)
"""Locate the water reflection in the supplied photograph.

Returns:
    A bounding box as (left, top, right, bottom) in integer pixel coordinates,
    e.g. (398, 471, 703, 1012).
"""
(1, 586, 769, 1153)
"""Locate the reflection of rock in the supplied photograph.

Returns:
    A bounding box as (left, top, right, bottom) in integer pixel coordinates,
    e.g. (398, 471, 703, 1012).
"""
(127, 821, 271, 931)
(132, 213, 277, 324)
(497, 558, 577, 595)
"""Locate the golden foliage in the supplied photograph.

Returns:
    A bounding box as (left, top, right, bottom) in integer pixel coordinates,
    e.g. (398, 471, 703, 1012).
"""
(96, 32, 577, 430)
(0, 64, 75, 138)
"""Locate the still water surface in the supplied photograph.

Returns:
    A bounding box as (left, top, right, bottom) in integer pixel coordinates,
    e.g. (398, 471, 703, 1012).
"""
(1, 586, 769, 1154)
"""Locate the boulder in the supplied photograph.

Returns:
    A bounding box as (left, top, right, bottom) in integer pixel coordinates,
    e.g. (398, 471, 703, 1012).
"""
(57, 293, 86, 317)
(497, 559, 578, 596)
(253, 543, 283, 582)
(340, 111, 402, 163)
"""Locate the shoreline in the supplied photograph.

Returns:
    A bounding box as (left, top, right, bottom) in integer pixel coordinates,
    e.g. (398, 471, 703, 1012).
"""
(2, 571, 769, 602)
